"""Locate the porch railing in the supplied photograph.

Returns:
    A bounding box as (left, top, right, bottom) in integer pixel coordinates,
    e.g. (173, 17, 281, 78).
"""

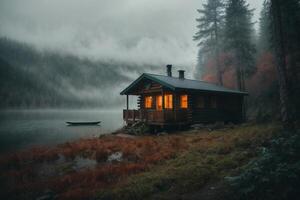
(123, 109, 142, 122)
(123, 109, 188, 124)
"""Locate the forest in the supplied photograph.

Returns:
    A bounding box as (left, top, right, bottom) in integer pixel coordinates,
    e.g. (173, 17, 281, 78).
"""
(192, 0, 300, 199)
(193, 0, 300, 124)
(0, 38, 158, 108)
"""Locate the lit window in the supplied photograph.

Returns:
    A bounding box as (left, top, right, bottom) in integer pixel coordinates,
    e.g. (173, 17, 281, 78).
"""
(211, 96, 217, 108)
(145, 96, 152, 108)
(164, 94, 173, 109)
(180, 95, 188, 109)
(196, 96, 205, 108)
(156, 95, 162, 110)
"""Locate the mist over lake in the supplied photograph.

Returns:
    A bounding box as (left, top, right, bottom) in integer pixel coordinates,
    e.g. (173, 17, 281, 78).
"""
(0, 109, 123, 153)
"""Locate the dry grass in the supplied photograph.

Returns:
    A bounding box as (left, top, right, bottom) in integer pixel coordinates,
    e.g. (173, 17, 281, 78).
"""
(0, 134, 188, 199)
(0, 123, 281, 200)
(96, 123, 281, 200)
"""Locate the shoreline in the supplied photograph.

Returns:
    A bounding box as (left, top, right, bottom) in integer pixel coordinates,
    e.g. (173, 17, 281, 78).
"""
(0, 123, 280, 200)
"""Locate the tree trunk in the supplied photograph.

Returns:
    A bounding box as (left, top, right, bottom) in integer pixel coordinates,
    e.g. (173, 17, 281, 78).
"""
(235, 53, 243, 91)
(241, 67, 246, 91)
(214, 12, 223, 86)
(271, 0, 293, 126)
(215, 47, 223, 86)
(236, 66, 242, 91)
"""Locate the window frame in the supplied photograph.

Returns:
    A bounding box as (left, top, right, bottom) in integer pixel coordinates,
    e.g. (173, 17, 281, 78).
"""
(164, 94, 173, 109)
(180, 94, 188, 109)
(156, 95, 163, 110)
(144, 96, 153, 109)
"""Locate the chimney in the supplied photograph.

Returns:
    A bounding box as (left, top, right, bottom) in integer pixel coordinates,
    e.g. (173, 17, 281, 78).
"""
(166, 64, 172, 77)
(178, 70, 185, 79)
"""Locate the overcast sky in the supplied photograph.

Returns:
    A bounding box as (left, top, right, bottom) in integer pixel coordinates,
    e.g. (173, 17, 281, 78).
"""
(0, 0, 262, 73)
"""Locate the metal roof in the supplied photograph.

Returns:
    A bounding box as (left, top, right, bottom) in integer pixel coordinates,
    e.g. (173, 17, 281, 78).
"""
(120, 73, 248, 95)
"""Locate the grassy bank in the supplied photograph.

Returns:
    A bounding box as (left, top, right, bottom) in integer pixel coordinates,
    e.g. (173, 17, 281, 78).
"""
(97, 123, 280, 200)
(0, 123, 281, 200)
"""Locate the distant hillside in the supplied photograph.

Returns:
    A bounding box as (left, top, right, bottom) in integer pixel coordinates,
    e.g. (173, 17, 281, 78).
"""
(0, 38, 158, 108)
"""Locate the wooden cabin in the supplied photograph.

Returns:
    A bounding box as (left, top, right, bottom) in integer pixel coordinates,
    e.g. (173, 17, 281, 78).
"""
(120, 65, 248, 126)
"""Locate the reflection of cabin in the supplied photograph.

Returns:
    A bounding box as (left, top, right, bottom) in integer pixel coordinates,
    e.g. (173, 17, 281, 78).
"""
(120, 65, 248, 126)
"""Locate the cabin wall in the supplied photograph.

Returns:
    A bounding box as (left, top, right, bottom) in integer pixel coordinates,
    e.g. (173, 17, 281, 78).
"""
(189, 92, 244, 124)
(140, 91, 244, 124)
(136, 88, 191, 125)
(139, 81, 162, 94)
(138, 95, 142, 109)
(128, 79, 244, 124)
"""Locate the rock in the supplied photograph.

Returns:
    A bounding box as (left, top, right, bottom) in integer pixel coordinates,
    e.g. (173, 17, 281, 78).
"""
(124, 122, 150, 135)
(107, 152, 123, 163)
(191, 124, 206, 130)
(157, 132, 168, 136)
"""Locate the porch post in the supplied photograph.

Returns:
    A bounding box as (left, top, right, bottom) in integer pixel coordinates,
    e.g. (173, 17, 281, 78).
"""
(126, 95, 129, 110)
(126, 95, 129, 122)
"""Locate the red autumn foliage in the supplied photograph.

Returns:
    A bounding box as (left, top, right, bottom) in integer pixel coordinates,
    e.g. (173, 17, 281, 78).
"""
(201, 52, 238, 91)
(200, 51, 277, 95)
(0, 134, 188, 200)
(202, 74, 218, 83)
(222, 68, 236, 89)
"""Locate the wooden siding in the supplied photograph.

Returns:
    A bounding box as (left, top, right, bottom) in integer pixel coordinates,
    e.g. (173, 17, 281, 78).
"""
(190, 93, 243, 123)
(123, 109, 189, 125)
(123, 83, 244, 125)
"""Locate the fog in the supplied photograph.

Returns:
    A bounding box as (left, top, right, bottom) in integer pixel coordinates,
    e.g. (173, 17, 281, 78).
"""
(0, 0, 261, 67)
(0, 0, 262, 108)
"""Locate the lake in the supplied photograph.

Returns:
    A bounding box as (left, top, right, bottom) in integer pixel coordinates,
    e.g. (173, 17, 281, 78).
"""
(0, 109, 124, 154)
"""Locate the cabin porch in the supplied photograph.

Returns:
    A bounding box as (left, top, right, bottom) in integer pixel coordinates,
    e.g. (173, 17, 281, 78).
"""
(123, 109, 189, 125)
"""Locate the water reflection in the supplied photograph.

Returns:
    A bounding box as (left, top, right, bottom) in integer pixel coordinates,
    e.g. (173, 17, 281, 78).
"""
(0, 109, 124, 153)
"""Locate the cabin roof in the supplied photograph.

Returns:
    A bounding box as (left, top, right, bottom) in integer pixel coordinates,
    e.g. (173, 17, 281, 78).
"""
(120, 73, 248, 95)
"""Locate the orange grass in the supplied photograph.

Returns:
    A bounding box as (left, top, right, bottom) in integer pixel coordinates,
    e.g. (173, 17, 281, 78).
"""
(0, 134, 188, 200)
(0, 124, 279, 200)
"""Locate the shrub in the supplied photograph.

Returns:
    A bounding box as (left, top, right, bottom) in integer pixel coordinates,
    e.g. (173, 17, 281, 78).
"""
(226, 130, 300, 200)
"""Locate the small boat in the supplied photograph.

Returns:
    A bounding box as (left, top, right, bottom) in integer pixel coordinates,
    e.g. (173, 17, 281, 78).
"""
(66, 121, 101, 126)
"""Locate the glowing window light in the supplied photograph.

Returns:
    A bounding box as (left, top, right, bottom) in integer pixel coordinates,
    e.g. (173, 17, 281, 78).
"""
(156, 95, 162, 110)
(145, 96, 152, 108)
(164, 94, 173, 109)
(180, 95, 188, 109)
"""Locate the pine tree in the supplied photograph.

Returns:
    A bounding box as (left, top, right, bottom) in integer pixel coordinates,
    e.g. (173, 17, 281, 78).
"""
(224, 0, 256, 91)
(258, 0, 272, 53)
(269, 0, 300, 126)
(194, 48, 206, 79)
(194, 0, 225, 85)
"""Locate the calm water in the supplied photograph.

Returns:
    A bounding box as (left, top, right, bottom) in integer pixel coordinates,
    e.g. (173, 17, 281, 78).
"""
(0, 109, 124, 153)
